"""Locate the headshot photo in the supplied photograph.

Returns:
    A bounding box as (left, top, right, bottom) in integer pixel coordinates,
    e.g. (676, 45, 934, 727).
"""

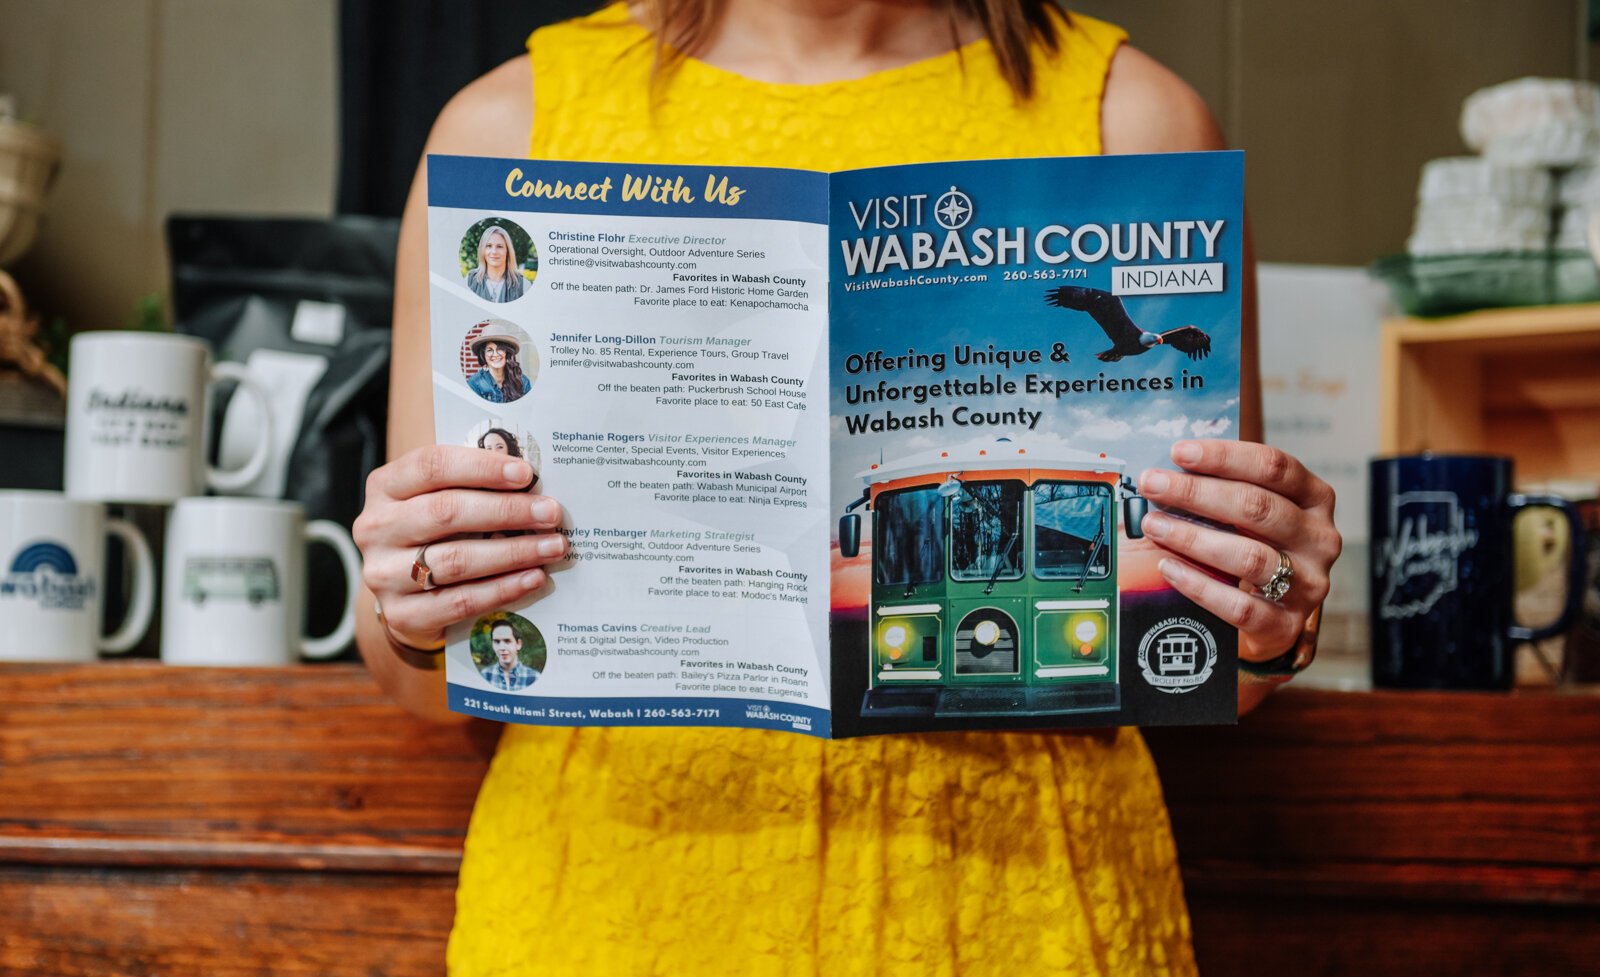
(470, 611, 547, 693)
(460, 217, 537, 303)
(460, 319, 538, 404)
(464, 420, 542, 472)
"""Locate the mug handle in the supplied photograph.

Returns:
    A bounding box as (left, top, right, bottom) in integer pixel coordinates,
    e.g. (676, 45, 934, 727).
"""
(300, 519, 362, 659)
(1506, 493, 1589, 643)
(207, 362, 274, 492)
(100, 517, 155, 655)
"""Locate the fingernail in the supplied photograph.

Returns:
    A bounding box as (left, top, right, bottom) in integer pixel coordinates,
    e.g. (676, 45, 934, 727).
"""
(1173, 441, 1202, 466)
(1141, 469, 1170, 494)
(504, 461, 530, 484)
(520, 569, 545, 588)
(1141, 512, 1170, 538)
(537, 536, 566, 558)
(533, 499, 560, 523)
(1158, 558, 1188, 585)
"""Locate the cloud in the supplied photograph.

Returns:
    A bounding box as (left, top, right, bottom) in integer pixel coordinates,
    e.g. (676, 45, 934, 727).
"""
(1078, 418, 1132, 441)
(1141, 416, 1188, 439)
(1191, 417, 1233, 437)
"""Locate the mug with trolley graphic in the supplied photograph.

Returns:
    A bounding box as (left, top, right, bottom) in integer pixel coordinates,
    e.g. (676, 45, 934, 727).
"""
(161, 498, 362, 666)
(1370, 455, 1587, 689)
(0, 491, 155, 662)
(65, 331, 273, 503)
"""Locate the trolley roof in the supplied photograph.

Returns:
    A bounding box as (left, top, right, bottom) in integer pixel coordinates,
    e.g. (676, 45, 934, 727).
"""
(856, 438, 1128, 486)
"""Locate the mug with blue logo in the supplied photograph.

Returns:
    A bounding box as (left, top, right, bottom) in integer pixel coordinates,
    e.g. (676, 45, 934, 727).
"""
(1370, 456, 1587, 689)
(0, 491, 155, 662)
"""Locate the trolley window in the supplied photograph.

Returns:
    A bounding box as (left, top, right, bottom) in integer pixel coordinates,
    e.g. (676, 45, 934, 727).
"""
(949, 479, 1024, 583)
(1033, 481, 1112, 580)
(874, 486, 945, 589)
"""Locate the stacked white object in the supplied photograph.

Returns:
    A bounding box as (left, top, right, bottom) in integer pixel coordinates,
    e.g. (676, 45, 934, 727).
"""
(1407, 157, 1552, 255)
(1557, 165, 1600, 251)
(1461, 78, 1600, 167)
(1407, 78, 1600, 257)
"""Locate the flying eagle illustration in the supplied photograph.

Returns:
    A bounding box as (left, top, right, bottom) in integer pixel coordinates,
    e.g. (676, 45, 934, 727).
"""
(1044, 286, 1212, 362)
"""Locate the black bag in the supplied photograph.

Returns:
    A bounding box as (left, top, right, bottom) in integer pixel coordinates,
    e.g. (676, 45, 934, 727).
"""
(167, 215, 399, 654)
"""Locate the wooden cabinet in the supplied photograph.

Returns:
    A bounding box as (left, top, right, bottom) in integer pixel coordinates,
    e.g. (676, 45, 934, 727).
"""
(1381, 303, 1600, 484)
(1, 662, 1597, 976)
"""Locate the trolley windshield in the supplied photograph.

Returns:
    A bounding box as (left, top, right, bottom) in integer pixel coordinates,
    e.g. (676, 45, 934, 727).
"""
(1032, 481, 1113, 580)
(873, 486, 945, 588)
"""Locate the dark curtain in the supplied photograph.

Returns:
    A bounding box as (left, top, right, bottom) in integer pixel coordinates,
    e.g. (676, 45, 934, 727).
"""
(337, 0, 597, 217)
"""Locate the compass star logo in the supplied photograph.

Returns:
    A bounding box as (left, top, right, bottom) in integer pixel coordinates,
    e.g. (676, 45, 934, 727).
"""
(934, 186, 973, 230)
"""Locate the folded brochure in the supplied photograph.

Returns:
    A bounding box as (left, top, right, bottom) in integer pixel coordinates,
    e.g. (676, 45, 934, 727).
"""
(426, 150, 1243, 738)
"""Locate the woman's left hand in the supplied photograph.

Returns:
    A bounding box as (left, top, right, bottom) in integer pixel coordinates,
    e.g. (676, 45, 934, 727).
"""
(1137, 439, 1342, 665)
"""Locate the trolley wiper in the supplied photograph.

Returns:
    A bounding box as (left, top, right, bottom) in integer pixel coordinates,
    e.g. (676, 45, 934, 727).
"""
(984, 532, 1019, 596)
(1073, 525, 1107, 594)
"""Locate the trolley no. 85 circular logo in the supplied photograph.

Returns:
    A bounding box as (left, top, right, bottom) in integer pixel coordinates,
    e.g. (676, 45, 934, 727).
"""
(1137, 617, 1218, 694)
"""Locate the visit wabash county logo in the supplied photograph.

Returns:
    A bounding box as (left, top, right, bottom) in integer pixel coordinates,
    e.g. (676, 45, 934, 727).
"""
(0, 541, 96, 611)
(1137, 617, 1217, 694)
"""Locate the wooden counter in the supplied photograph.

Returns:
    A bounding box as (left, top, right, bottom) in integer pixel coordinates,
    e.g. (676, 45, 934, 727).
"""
(0, 662, 1595, 976)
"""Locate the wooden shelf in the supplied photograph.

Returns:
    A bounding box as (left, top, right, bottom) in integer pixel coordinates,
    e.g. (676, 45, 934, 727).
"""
(1381, 303, 1600, 484)
(1, 662, 1597, 976)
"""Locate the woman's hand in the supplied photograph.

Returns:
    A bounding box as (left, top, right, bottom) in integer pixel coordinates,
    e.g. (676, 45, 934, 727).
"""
(1137, 439, 1341, 665)
(353, 444, 566, 647)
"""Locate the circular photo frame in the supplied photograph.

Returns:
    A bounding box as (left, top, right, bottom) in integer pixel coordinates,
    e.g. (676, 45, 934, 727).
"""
(459, 217, 537, 303)
(460, 319, 539, 404)
(470, 611, 548, 692)
(462, 418, 542, 474)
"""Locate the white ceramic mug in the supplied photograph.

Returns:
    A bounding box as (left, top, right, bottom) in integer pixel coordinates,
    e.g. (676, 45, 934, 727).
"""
(161, 497, 362, 666)
(65, 331, 273, 503)
(0, 491, 155, 662)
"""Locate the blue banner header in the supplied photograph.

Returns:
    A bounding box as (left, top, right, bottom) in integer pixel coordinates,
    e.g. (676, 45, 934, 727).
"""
(429, 155, 830, 224)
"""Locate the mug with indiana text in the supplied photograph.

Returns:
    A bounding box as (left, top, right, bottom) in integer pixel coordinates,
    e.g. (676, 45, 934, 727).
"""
(65, 331, 274, 503)
(161, 497, 362, 666)
(1370, 455, 1587, 689)
(0, 491, 155, 662)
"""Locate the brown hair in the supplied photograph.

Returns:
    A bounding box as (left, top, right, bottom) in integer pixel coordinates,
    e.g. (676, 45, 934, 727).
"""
(632, 0, 1066, 100)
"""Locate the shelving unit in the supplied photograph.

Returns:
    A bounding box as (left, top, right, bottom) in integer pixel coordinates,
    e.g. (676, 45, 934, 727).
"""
(1381, 303, 1600, 484)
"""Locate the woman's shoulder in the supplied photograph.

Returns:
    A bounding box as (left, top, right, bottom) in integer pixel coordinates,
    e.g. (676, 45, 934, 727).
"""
(1100, 45, 1226, 154)
(428, 54, 533, 158)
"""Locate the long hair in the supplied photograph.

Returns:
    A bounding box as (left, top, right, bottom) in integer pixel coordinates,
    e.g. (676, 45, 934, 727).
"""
(479, 427, 524, 458)
(632, 0, 1065, 100)
(474, 339, 529, 402)
(471, 225, 525, 299)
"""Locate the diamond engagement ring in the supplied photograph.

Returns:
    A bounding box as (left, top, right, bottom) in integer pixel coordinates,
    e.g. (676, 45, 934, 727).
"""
(1260, 549, 1293, 603)
(410, 544, 437, 591)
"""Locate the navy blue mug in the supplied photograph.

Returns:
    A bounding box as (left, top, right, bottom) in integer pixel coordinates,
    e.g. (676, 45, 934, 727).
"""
(1370, 455, 1587, 690)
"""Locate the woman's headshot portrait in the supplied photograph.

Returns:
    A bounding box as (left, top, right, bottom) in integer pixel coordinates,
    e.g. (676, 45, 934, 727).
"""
(460, 218, 536, 303)
(462, 419, 542, 475)
(460, 320, 538, 404)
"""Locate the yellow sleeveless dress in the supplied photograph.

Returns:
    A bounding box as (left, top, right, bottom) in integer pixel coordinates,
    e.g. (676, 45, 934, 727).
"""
(449, 7, 1197, 975)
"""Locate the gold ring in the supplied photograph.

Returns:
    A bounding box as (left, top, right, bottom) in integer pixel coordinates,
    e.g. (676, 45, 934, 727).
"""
(410, 544, 437, 591)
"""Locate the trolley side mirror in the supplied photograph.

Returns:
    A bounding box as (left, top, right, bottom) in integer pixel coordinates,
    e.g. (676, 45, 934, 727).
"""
(1123, 495, 1148, 540)
(839, 513, 861, 558)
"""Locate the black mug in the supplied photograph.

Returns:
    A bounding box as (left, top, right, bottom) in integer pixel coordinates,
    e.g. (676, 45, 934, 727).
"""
(1370, 455, 1586, 690)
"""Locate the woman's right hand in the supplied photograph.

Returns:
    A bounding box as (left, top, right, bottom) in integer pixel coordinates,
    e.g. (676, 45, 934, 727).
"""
(353, 444, 566, 647)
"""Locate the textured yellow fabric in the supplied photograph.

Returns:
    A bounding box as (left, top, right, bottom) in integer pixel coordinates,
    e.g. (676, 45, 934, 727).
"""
(449, 6, 1197, 975)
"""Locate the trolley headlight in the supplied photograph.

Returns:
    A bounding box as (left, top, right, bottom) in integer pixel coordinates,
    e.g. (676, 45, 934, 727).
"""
(883, 624, 908, 660)
(1073, 619, 1099, 644)
(973, 620, 1001, 647)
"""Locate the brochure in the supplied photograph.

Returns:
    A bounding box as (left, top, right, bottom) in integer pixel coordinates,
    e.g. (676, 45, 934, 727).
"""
(427, 150, 1243, 738)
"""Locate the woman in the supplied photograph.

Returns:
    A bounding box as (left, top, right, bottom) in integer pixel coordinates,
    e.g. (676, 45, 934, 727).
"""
(477, 426, 522, 458)
(465, 327, 531, 403)
(466, 224, 526, 302)
(353, 2, 1342, 974)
